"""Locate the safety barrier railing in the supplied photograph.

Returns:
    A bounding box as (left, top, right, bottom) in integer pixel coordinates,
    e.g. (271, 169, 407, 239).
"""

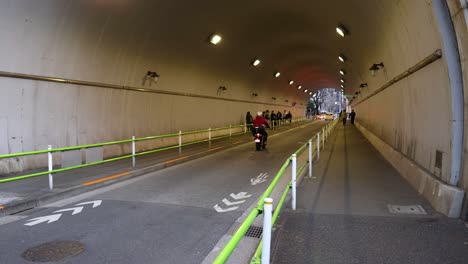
(0, 117, 307, 189)
(213, 118, 339, 264)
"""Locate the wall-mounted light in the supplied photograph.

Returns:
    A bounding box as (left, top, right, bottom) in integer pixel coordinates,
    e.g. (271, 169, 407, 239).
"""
(339, 69, 345, 75)
(143, 71, 160, 86)
(297, 85, 302, 90)
(252, 92, 258, 97)
(336, 24, 349, 37)
(369, 62, 384, 76)
(289, 80, 294, 85)
(338, 54, 347, 63)
(209, 34, 222, 45)
(359, 83, 368, 88)
(252, 58, 261, 66)
(217, 86, 227, 95)
(274, 72, 281, 78)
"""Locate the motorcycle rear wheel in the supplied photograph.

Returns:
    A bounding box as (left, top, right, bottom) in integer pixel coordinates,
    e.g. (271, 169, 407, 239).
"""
(256, 142, 261, 151)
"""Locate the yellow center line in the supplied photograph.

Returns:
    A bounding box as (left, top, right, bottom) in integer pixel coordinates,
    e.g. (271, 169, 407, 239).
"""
(81, 171, 131, 186)
(207, 146, 224, 152)
(164, 155, 190, 165)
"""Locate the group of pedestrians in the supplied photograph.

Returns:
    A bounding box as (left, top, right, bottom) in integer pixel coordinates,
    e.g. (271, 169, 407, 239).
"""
(246, 110, 292, 129)
(341, 109, 356, 126)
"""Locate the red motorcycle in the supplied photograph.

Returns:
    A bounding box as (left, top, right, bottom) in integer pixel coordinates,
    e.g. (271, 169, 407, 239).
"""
(253, 126, 266, 151)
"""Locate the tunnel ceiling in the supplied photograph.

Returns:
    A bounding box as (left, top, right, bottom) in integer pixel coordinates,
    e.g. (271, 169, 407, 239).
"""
(129, 0, 390, 98)
(7, 0, 410, 102)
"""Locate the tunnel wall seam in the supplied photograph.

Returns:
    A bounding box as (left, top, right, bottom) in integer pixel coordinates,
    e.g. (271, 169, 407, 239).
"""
(355, 122, 464, 218)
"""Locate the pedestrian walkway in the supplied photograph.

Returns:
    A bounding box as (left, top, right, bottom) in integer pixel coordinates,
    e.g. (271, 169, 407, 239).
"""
(271, 125, 468, 264)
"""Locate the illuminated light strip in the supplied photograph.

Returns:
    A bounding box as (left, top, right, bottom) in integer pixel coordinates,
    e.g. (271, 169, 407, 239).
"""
(0, 205, 4, 209)
(81, 172, 130, 186)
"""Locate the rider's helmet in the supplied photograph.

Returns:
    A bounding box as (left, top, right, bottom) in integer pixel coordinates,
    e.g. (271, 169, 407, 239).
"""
(257, 111, 263, 116)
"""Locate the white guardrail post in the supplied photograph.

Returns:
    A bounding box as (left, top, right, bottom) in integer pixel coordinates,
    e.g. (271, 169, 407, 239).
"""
(132, 136, 136, 167)
(208, 128, 212, 143)
(48, 145, 53, 190)
(317, 132, 320, 160)
(178, 131, 182, 153)
(229, 125, 232, 137)
(244, 123, 247, 133)
(291, 154, 297, 210)
(308, 139, 312, 177)
(262, 198, 273, 264)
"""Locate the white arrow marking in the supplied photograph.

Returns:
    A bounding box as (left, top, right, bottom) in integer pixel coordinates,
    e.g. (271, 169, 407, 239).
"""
(214, 204, 238, 213)
(54, 207, 83, 215)
(222, 198, 246, 206)
(24, 214, 61, 226)
(76, 200, 102, 208)
(231, 192, 252, 200)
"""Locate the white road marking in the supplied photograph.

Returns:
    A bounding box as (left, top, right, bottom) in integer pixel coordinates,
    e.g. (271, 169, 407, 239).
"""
(222, 198, 245, 206)
(76, 200, 102, 208)
(213, 204, 238, 213)
(230, 192, 252, 200)
(24, 214, 61, 226)
(54, 207, 83, 215)
(250, 173, 269, 185)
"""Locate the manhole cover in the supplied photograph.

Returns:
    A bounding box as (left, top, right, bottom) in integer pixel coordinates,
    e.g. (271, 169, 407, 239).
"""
(387, 205, 427, 215)
(22, 241, 85, 262)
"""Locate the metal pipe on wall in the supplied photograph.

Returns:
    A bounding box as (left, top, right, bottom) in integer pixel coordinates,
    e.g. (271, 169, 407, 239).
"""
(433, 0, 465, 186)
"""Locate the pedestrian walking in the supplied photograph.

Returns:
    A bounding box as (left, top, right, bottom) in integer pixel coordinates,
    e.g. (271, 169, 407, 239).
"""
(350, 110, 356, 125)
(246, 111, 253, 134)
(340, 110, 347, 126)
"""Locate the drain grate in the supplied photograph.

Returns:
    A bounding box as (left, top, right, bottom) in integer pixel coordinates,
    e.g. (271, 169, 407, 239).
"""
(387, 205, 427, 215)
(245, 225, 263, 238)
(22, 241, 85, 262)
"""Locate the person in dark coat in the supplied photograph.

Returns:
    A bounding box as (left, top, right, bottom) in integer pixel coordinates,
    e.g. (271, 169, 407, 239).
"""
(246, 111, 254, 134)
(276, 110, 282, 125)
(350, 110, 356, 125)
(270, 111, 277, 127)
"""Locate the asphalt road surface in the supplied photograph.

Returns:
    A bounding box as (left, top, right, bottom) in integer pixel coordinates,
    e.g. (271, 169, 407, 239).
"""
(0, 120, 327, 264)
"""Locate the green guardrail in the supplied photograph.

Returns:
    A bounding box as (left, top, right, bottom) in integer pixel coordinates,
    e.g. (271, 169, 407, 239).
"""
(0, 119, 309, 184)
(214, 118, 339, 264)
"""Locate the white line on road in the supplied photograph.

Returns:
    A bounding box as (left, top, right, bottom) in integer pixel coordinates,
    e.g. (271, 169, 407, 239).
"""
(222, 198, 245, 206)
(213, 204, 238, 213)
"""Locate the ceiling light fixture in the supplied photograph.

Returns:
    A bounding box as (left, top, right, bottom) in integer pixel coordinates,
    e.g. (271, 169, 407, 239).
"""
(338, 54, 347, 62)
(304, 89, 308, 93)
(336, 25, 349, 37)
(297, 85, 302, 90)
(340, 79, 345, 83)
(341, 84, 344, 88)
(252, 59, 261, 66)
(339, 69, 345, 75)
(274, 72, 281, 78)
(289, 80, 294, 85)
(309, 92, 312, 95)
(209, 34, 222, 45)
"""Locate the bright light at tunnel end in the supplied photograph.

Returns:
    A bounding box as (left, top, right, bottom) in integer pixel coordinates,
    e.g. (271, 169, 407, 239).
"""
(210, 34, 222, 45)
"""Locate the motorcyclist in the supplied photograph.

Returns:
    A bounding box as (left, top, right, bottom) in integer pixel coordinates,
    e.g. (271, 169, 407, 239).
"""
(253, 111, 270, 146)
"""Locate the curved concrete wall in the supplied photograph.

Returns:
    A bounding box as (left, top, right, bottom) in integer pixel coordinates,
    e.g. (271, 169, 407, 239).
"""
(0, 1, 306, 173)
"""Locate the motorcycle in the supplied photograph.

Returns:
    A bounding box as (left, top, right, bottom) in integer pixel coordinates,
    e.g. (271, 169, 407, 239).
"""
(253, 126, 266, 151)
